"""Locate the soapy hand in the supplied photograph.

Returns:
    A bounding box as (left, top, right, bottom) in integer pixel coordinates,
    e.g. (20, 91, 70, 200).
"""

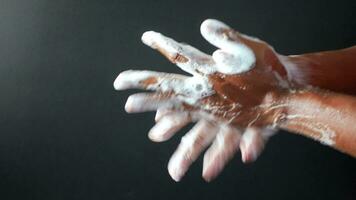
(114, 19, 291, 182)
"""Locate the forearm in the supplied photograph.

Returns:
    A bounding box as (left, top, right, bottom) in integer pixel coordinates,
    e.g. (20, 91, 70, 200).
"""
(280, 46, 356, 95)
(274, 89, 356, 157)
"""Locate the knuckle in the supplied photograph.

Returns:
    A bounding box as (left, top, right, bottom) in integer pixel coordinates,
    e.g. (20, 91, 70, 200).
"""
(171, 53, 189, 64)
(138, 76, 158, 87)
(192, 134, 206, 148)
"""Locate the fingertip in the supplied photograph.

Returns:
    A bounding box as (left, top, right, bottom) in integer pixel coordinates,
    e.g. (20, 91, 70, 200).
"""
(241, 150, 256, 164)
(202, 173, 213, 183)
(240, 128, 265, 163)
(141, 31, 154, 44)
(148, 130, 165, 142)
(113, 71, 127, 90)
(202, 153, 214, 182)
(200, 19, 213, 35)
(170, 174, 182, 182)
(211, 49, 224, 59)
(113, 75, 119, 90)
(167, 156, 184, 182)
(148, 127, 160, 142)
(212, 49, 234, 64)
(141, 31, 159, 47)
(201, 156, 221, 183)
(240, 143, 257, 164)
(124, 95, 135, 113)
(239, 140, 247, 163)
(212, 49, 244, 74)
(200, 19, 214, 41)
(200, 19, 229, 36)
(147, 121, 170, 142)
(200, 19, 257, 74)
(124, 93, 148, 113)
(170, 171, 182, 182)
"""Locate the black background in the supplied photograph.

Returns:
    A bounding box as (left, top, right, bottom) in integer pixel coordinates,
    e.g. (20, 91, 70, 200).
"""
(0, 0, 355, 199)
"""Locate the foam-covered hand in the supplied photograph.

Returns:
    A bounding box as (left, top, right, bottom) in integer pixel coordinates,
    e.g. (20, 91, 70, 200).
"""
(114, 19, 290, 182)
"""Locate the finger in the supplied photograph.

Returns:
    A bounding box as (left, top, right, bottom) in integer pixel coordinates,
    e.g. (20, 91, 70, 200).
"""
(148, 112, 191, 142)
(167, 120, 217, 182)
(239, 127, 266, 163)
(114, 70, 187, 91)
(200, 19, 244, 49)
(200, 19, 255, 74)
(212, 49, 248, 74)
(155, 107, 174, 122)
(115, 70, 214, 103)
(125, 93, 178, 113)
(239, 128, 277, 163)
(155, 107, 203, 122)
(141, 31, 217, 75)
(200, 19, 264, 46)
(202, 125, 241, 182)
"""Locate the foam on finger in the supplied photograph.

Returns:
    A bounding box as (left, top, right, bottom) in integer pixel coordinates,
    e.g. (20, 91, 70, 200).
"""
(200, 19, 256, 74)
(114, 70, 214, 105)
(114, 70, 188, 91)
(141, 31, 218, 75)
(212, 49, 245, 74)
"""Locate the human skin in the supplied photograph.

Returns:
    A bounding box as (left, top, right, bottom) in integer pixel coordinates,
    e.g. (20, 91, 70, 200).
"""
(280, 46, 356, 96)
(114, 19, 356, 182)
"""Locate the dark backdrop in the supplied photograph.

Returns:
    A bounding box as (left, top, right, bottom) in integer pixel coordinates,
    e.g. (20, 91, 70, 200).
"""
(0, 0, 355, 199)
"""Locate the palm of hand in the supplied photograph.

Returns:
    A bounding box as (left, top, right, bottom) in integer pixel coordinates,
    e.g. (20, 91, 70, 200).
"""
(114, 19, 290, 182)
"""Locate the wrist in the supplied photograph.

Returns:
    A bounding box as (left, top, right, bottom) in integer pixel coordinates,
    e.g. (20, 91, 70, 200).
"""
(263, 87, 329, 128)
(259, 89, 291, 128)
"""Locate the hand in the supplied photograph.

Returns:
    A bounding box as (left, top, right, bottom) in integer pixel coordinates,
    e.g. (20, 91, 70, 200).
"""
(114, 19, 290, 182)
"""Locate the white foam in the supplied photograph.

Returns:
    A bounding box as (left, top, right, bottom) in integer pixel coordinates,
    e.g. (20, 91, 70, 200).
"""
(114, 70, 214, 105)
(141, 31, 218, 75)
(200, 19, 256, 74)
